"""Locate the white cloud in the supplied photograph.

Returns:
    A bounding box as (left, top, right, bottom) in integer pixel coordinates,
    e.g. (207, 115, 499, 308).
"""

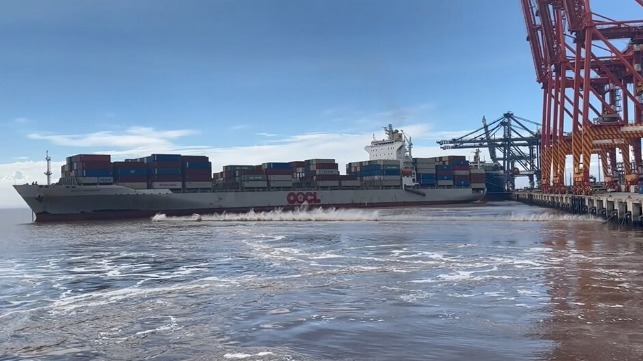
(256, 132, 278, 137)
(28, 127, 198, 149)
(0, 160, 64, 208)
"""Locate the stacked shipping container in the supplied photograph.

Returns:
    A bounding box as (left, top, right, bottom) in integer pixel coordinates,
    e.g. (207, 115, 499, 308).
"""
(113, 161, 147, 189)
(470, 168, 486, 190)
(262, 162, 293, 188)
(182, 155, 212, 189)
(145, 154, 182, 189)
(59, 152, 480, 191)
(61, 154, 113, 185)
(346, 159, 401, 187)
(305, 159, 340, 187)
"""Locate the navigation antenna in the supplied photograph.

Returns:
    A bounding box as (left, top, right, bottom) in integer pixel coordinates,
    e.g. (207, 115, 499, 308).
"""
(44, 150, 52, 185)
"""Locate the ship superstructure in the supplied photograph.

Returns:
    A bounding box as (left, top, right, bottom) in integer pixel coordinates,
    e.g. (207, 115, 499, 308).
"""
(364, 124, 416, 187)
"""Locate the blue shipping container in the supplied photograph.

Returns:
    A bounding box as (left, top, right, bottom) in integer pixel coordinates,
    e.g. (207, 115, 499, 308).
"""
(153, 168, 182, 176)
(264, 162, 291, 169)
(419, 179, 436, 185)
(435, 165, 453, 170)
(438, 175, 454, 180)
(148, 154, 182, 163)
(455, 180, 471, 186)
(115, 168, 147, 176)
(184, 161, 212, 169)
(417, 173, 436, 179)
(82, 169, 113, 177)
(452, 160, 470, 166)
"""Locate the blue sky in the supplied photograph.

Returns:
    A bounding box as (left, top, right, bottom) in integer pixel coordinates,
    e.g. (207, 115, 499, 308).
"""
(0, 0, 640, 206)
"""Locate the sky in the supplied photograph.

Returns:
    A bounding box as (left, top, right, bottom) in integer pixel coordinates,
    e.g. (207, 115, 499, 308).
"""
(0, 0, 640, 208)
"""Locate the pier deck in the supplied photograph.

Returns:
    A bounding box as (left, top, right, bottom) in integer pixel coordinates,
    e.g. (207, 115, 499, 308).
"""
(513, 192, 643, 225)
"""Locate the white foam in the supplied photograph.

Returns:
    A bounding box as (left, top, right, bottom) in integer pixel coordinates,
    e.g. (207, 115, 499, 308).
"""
(224, 352, 274, 359)
(150, 209, 602, 223)
(153, 208, 380, 222)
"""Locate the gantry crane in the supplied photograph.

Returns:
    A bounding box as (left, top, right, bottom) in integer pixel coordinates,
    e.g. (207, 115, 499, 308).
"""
(521, 0, 643, 195)
(437, 112, 541, 191)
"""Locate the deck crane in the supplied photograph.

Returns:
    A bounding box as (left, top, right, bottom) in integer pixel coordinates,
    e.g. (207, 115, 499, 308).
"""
(437, 112, 541, 191)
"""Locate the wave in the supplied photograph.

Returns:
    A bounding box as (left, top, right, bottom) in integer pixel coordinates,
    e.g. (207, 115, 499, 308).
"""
(151, 207, 381, 222)
(151, 208, 600, 223)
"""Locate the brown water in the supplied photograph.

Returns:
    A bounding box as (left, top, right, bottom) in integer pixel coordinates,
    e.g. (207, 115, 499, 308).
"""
(0, 203, 642, 360)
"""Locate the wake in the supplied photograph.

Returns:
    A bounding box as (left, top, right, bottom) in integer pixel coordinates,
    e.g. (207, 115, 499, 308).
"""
(151, 207, 381, 222)
(151, 208, 600, 223)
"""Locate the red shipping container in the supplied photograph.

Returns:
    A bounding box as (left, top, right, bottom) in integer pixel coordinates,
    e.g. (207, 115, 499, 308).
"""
(339, 175, 358, 180)
(149, 175, 182, 182)
(183, 168, 212, 175)
(289, 161, 305, 168)
(264, 168, 292, 175)
(238, 169, 264, 176)
(74, 161, 113, 170)
(315, 174, 340, 181)
(453, 166, 469, 171)
(113, 161, 147, 169)
(71, 154, 111, 163)
(315, 163, 339, 170)
(181, 155, 209, 162)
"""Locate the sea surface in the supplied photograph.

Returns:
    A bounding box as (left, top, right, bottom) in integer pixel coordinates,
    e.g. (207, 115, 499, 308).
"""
(1, 202, 643, 361)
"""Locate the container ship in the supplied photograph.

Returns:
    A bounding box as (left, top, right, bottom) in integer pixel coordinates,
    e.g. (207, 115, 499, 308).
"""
(14, 125, 485, 222)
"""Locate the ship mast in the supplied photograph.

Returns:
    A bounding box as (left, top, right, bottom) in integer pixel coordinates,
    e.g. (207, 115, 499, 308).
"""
(44, 150, 52, 185)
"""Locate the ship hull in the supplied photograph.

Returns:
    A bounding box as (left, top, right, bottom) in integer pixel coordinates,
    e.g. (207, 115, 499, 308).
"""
(14, 184, 483, 222)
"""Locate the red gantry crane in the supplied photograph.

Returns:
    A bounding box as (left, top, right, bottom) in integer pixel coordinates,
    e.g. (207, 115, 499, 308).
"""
(521, 0, 643, 194)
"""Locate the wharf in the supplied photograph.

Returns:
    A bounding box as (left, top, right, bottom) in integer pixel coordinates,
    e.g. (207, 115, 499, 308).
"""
(513, 191, 643, 225)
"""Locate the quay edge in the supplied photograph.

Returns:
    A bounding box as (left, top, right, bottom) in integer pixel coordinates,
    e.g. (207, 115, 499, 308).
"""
(513, 191, 643, 226)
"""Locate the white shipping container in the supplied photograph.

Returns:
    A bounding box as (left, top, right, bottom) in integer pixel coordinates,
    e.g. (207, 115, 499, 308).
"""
(76, 177, 98, 184)
(366, 159, 400, 166)
(98, 177, 114, 183)
(243, 180, 268, 188)
(470, 168, 485, 174)
(315, 180, 340, 187)
(313, 169, 340, 175)
(267, 175, 292, 181)
(184, 181, 213, 189)
(151, 181, 182, 189)
(471, 183, 486, 189)
(340, 180, 361, 187)
(438, 180, 454, 186)
(380, 180, 401, 186)
(307, 158, 335, 164)
(361, 175, 401, 181)
(269, 180, 294, 187)
(116, 182, 148, 189)
(454, 170, 469, 176)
